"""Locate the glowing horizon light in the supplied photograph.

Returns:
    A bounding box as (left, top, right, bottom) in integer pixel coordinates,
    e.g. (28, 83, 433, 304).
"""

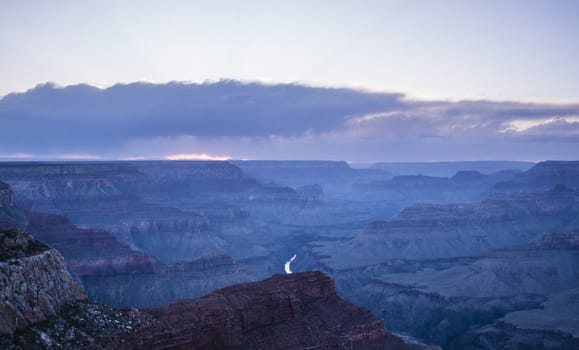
(163, 153, 231, 161)
(56, 154, 104, 160)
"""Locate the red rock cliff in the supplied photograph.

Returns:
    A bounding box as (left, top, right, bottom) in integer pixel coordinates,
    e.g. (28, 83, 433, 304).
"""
(119, 271, 416, 350)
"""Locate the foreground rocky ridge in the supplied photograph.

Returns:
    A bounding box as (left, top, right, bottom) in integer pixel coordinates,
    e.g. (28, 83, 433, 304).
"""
(0, 231, 85, 335)
(120, 271, 436, 350)
(0, 231, 433, 349)
(0, 300, 155, 350)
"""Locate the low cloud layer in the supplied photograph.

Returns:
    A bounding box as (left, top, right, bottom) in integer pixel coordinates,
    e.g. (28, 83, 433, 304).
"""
(1, 81, 578, 161)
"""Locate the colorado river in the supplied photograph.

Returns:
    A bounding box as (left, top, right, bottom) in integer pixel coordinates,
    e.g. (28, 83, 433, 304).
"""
(284, 254, 297, 274)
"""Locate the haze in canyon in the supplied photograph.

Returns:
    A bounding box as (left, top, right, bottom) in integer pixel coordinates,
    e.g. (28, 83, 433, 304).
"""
(2, 1, 579, 349)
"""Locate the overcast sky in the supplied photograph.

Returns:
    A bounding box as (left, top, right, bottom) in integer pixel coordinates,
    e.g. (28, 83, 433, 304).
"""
(1, 1, 578, 162)
(1, 81, 578, 162)
(2, 0, 579, 101)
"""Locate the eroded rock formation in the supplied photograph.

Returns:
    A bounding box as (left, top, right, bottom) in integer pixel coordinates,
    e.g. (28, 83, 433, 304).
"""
(0, 233, 435, 349)
(120, 271, 434, 350)
(0, 231, 85, 335)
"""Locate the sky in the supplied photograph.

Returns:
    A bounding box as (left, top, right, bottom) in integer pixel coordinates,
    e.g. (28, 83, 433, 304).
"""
(1, 0, 578, 162)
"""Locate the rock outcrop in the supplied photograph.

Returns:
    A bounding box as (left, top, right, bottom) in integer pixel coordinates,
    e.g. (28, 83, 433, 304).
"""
(0, 238, 435, 350)
(121, 271, 432, 350)
(0, 299, 155, 350)
(0, 231, 86, 335)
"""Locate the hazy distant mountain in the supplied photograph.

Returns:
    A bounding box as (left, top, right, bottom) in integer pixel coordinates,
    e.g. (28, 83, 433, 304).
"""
(372, 161, 533, 177)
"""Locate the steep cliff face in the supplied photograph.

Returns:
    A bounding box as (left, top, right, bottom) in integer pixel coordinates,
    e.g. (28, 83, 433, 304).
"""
(25, 213, 165, 276)
(0, 233, 153, 349)
(24, 213, 251, 308)
(0, 163, 151, 217)
(133, 161, 269, 208)
(0, 230, 243, 349)
(0, 231, 86, 335)
(120, 271, 433, 350)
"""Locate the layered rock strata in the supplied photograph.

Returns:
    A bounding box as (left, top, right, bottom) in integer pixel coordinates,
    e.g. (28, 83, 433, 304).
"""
(1, 241, 435, 350)
(0, 231, 85, 335)
(121, 271, 433, 350)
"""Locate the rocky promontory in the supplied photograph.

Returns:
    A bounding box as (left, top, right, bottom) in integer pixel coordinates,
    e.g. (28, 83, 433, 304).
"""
(0, 231, 85, 335)
(121, 271, 434, 350)
(1, 232, 435, 349)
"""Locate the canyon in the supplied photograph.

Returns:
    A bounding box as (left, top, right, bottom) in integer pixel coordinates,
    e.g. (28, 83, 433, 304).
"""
(1, 159, 578, 348)
(0, 230, 433, 349)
